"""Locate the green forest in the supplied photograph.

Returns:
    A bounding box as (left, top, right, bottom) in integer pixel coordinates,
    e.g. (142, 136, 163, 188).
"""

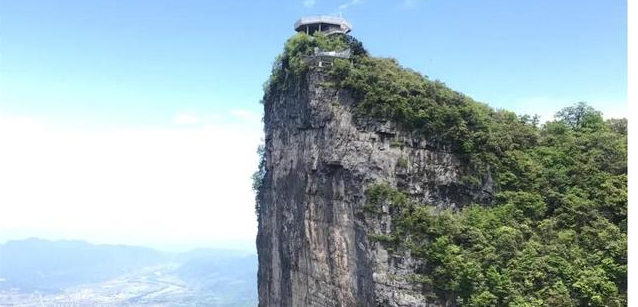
(264, 33, 627, 306)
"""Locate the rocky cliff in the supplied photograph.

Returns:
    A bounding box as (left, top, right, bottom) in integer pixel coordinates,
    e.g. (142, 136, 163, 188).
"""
(256, 66, 493, 306)
(255, 32, 628, 307)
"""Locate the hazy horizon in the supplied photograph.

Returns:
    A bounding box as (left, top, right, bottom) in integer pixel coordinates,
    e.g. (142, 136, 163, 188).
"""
(0, 236, 257, 254)
(0, 236, 257, 253)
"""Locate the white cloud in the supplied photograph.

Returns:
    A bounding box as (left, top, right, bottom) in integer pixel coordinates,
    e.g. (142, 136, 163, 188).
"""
(507, 96, 628, 123)
(173, 113, 199, 124)
(0, 114, 263, 251)
(339, 0, 364, 11)
(229, 109, 262, 121)
(303, 0, 316, 8)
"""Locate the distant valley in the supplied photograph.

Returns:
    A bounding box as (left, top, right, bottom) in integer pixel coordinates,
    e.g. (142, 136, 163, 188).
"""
(0, 238, 257, 307)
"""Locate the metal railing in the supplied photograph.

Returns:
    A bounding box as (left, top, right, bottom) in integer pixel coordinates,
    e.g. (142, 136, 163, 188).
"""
(313, 47, 351, 59)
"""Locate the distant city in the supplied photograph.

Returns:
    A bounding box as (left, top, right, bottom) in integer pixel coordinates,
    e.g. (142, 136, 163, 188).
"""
(0, 239, 257, 307)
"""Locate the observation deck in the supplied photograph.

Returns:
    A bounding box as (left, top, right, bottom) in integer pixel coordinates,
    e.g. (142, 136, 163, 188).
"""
(294, 16, 352, 35)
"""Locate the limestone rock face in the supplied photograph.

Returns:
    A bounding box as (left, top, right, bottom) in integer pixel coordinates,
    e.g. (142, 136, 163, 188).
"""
(256, 69, 493, 307)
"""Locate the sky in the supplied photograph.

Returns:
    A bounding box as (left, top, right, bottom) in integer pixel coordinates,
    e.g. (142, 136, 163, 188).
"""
(0, 0, 627, 251)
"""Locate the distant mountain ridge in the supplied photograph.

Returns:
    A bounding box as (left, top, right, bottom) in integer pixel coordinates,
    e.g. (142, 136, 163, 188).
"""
(0, 238, 257, 299)
(0, 238, 168, 291)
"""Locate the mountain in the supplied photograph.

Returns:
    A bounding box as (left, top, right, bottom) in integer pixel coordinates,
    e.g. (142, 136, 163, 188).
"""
(175, 247, 254, 263)
(0, 239, 258, 307)
(0, 238, 168, 292)
(255, 32, 627, 306)
(176, 252, 257, 305)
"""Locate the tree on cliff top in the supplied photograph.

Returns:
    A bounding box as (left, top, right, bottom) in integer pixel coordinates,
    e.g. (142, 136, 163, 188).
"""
(261, 33, 627, 306)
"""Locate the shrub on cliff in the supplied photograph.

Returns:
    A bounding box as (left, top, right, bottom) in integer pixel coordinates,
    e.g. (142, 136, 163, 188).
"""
(365, 104, 626, 306)
(263, 34, 627, 306)
(263, 32, 357, 94)
(267, 33, 542, 187)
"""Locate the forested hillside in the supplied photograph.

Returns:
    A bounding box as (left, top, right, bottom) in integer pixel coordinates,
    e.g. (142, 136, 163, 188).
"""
(262, 32, 627, 306)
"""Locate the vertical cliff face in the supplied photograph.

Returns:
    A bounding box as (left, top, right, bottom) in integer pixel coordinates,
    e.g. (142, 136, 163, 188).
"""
(256, 69, 493, 307)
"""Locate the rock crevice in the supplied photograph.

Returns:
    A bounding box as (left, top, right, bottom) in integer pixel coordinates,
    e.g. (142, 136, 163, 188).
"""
(257, 70, 492, 307)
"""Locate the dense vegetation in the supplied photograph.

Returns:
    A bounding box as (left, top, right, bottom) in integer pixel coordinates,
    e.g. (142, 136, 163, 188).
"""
(263, 33, 627, 306)
(265, 33, 544, 185)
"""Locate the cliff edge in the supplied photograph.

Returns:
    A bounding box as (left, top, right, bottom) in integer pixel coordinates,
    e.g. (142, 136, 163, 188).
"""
(255, 34, 493, 307)
(255, 33, 627, 307)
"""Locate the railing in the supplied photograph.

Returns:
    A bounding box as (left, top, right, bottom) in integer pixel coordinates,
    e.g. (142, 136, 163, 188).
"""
(313, 47, 351, 59)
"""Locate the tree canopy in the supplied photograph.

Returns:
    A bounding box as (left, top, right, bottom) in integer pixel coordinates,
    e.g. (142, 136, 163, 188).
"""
(264, 33, 627, 306)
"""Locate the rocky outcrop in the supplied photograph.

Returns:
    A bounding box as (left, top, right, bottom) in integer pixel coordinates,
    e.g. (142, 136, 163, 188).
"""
(256, 68, 493, 307)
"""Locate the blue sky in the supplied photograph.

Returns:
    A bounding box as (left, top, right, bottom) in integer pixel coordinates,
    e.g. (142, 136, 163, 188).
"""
(0, 0, 627, 250)
(0, 0, 627, 125)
